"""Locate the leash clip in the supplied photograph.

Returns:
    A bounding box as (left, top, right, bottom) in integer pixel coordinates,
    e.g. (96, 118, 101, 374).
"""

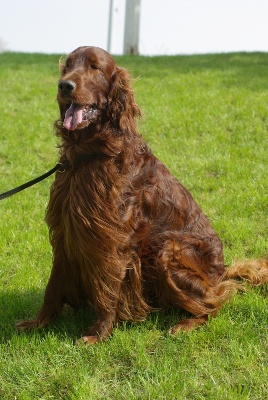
(57, 162, 66, 173)
(57, 161, 70, 173)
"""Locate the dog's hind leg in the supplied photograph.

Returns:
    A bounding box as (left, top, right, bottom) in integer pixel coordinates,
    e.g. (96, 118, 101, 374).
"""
(155, 236, 238, 334)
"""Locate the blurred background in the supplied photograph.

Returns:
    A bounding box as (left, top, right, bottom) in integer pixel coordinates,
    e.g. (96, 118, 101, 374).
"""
(1, 0, 268, 55)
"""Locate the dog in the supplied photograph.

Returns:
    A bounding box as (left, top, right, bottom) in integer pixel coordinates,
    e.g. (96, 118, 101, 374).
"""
(17, 46, 268, 344)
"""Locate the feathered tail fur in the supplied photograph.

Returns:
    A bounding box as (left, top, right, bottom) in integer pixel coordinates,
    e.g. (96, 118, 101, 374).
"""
(224, 259, 268, 286)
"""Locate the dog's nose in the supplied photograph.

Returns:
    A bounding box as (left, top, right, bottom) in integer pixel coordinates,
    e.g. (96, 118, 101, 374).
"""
(58, 80, 76, 93)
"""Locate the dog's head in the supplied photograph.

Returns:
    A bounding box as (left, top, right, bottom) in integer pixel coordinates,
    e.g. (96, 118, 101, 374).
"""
(57, 46, 141, 133)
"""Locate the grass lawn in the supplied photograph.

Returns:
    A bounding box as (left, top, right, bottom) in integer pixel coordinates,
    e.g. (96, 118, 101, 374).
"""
(0, 51, 267, 399)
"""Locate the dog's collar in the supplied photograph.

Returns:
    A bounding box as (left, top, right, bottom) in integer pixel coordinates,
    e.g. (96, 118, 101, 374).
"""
(57, 154, 93, 172)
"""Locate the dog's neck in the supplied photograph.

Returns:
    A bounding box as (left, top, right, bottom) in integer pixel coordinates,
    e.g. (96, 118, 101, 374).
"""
(57, 120, 126, 163)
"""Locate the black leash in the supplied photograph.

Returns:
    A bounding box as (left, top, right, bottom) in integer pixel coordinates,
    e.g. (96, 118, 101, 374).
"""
(0, 155, 91, 201)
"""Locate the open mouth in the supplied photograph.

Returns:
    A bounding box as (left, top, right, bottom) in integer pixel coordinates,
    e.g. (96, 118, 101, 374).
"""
(63, 103, 99, 131)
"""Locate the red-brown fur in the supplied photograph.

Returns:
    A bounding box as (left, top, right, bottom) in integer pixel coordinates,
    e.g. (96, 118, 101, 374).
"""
(17, 46, 268, 344)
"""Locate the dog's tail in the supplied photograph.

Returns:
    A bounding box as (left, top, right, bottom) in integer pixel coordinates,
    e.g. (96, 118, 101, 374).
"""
(224, 259, 268, 285)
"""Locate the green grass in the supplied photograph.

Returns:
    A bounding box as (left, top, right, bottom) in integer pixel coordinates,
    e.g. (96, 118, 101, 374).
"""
(0, 51, 268, 399)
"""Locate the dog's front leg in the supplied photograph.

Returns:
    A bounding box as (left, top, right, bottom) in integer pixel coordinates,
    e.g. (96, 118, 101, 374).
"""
(17, 261, 64, 331)
(77, 263, 126, 345)
(79, 311, 117, 345)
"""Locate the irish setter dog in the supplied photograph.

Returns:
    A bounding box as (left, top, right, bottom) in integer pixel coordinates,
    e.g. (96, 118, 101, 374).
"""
(17, 46, 268, 344)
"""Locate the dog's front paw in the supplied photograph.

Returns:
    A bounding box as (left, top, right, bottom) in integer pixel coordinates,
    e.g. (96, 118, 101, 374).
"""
(76, 335, 102, 346)
(16, 319, 40, 331)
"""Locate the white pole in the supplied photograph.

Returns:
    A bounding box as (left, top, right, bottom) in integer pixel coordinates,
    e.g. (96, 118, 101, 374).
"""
(107, 0, 114, 53)
(123, 0, 141, 54)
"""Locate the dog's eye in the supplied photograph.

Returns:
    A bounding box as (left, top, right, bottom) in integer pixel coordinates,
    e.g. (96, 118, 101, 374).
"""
(90, 64, 100, 70)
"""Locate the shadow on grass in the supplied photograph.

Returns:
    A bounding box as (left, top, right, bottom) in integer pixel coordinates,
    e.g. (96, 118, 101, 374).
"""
(0, 288, 97, 344)
(117, 52, 268, 92)
(2, 284, 267, 344)
(0, 287, 193, 344)
(2, 51, 268, 92)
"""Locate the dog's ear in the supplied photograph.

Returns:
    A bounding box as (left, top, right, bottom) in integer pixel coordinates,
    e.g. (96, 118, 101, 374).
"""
(108, 66, 142, 134)
(58, 55, 67, 75)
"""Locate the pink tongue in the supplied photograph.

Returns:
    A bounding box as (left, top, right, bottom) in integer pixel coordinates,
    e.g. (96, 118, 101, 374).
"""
(63, 103, 84, 130)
